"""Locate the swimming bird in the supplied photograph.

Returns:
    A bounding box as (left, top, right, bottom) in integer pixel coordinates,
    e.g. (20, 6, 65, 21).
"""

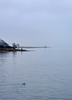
(22, 83, 26, 85)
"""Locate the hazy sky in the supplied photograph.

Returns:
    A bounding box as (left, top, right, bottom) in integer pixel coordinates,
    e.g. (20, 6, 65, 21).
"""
(0, 0, 72, 47)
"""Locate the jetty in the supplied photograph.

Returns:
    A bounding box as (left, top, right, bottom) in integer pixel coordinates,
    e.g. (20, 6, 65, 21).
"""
(19, 46, 50, 49)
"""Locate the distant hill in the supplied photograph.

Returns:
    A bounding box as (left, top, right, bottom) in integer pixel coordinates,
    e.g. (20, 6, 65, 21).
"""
(0, 39, 12, 48)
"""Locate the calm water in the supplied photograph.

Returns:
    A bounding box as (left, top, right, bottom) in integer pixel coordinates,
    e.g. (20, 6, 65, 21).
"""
(0, 47, 72, 100)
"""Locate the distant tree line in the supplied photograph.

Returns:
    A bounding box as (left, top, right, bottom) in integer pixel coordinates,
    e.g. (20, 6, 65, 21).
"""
(12, 43, 20, 49)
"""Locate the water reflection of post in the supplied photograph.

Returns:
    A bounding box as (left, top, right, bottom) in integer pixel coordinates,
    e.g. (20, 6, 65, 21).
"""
(12, 51, 17, 56)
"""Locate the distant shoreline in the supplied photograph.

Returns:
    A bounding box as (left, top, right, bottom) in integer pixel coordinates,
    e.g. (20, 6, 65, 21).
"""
(0, 46, 50, 52)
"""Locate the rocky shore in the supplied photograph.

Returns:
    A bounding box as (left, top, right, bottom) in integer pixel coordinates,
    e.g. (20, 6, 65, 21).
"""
(0, 48, 28, 52)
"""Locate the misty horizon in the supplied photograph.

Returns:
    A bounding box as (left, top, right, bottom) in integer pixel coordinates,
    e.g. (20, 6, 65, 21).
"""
(0, 0, 72, 47)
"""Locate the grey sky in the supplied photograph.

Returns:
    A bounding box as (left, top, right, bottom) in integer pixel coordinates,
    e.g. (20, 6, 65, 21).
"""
(0, 0, 72, 47)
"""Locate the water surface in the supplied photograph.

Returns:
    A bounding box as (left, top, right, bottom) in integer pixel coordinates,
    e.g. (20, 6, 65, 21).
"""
(0, 47, 72, 100)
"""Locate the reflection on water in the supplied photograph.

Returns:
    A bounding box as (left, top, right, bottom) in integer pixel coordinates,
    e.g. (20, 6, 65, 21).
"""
(0, 48, 72, 100)
(12, 51, 17, 56)
(0, 52, 8, 62)
(0, 53, 8, 88)
(0, 52, 17, 86)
